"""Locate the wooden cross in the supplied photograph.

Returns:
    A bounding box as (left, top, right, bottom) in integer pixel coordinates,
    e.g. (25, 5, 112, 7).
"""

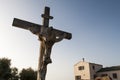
(12, 6, 72, 80)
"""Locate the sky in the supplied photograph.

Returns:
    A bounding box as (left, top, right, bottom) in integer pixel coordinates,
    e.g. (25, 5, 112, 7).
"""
(0, 0, 120, 80)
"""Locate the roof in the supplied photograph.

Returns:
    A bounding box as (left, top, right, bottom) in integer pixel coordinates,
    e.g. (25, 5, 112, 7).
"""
(74, 61, 88, 66)
(89, 62, 103, 66)
(74, 61, 102, 66)
(97, 66, 120, 72)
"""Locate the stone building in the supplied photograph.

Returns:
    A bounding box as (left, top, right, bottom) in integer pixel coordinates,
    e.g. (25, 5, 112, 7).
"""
(74, 60, 120, 80)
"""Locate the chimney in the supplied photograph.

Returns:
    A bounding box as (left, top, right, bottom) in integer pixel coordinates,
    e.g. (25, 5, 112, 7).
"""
(82, 58, 85, 62)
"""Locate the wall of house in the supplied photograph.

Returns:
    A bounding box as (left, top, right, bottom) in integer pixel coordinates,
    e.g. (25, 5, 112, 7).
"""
(74, 61, 91, 80)
(74, 61, 103, 80)
(97, 70, 120, 80)
(89, 63, 103, 80)
(74, 61, 120, 80)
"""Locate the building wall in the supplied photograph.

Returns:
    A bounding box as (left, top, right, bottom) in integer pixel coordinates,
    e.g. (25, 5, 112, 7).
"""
(74, 61, 120, 80)
(74, 61, 103, 80)
(74, 61, 91, 80)
(97, 70, 120, 80)
(89, 63, 103, 80)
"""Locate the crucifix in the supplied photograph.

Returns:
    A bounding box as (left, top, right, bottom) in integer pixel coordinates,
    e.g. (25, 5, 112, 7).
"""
(12, 6, 72, 80)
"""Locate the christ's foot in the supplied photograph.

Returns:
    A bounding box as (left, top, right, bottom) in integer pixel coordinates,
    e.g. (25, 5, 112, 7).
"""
(44, 57, 52, 64)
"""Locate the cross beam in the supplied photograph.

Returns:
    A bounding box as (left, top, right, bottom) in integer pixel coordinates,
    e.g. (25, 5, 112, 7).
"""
(12, 18, 72, 40)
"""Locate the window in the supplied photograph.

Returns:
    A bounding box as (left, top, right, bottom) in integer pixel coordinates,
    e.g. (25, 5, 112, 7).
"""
(78, 66, 84, 70)
(101, 74, 108, 77)
(92, 66, 95, 70)
(113, 73, 117, 79)
(75, 76, 81, 80)
(94, 74, 97, 79)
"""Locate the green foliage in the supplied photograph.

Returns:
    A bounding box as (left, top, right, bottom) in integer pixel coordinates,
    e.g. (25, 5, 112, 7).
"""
(19, 67, 37, 80)
(11, 67, 19, 80)
(0, 58, 37, 80)
(0, 58, 11, 80)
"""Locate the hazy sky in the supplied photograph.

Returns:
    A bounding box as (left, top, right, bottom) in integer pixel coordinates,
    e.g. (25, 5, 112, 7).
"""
(0, 0, 120, 80)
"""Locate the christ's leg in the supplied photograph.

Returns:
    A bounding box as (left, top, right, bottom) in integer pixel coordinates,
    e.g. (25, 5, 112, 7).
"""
(45, 47, 52, 64)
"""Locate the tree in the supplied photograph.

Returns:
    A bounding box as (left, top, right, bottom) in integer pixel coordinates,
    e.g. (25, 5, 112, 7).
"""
(19, 67, 37, 80)
(0, 58, 11, 80)
(0, 58, 37, 80)
(11, 67, 19, 80)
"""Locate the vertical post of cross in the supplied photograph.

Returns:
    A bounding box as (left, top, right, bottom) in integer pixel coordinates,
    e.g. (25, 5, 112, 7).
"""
(37, 6, 53, 80)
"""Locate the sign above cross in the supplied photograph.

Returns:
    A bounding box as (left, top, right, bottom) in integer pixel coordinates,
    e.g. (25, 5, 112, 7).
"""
(12, 6, 72, 80)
